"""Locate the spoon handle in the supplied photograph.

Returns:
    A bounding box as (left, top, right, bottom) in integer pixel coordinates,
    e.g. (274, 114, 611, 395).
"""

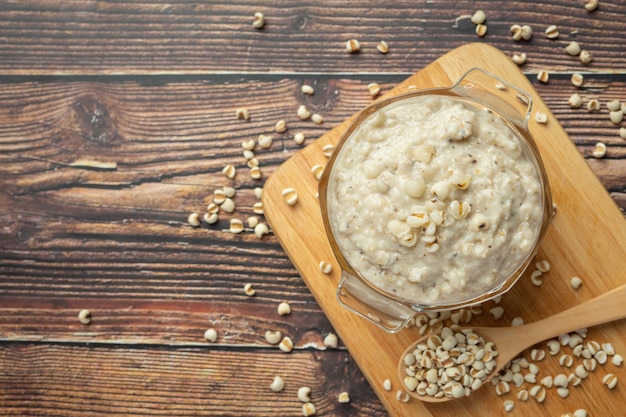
(522, 283, 626, 348)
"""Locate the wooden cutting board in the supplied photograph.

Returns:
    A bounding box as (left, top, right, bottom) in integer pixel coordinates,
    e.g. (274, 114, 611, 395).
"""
(262, 43, 626, 416)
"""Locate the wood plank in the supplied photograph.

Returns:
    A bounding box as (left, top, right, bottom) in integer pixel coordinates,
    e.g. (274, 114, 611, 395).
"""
(0, 343, 387, 416)
(0, 74, 624, 347)
(0, 1, 625, 74)
(262, 43, 626, 417)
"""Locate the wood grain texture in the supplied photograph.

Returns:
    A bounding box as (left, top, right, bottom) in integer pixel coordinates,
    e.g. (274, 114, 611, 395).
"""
(0, 343, 387, 416)
(262, 43, 626, 417)
(1, 1, 626, 74)
(1, 1, 625, 416)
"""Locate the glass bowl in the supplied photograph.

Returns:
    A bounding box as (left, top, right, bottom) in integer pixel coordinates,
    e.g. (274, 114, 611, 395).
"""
(319, 68, 554, 332)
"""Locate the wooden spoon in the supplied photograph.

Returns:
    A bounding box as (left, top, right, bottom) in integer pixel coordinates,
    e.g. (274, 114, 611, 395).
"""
(397, 283, 626, 402)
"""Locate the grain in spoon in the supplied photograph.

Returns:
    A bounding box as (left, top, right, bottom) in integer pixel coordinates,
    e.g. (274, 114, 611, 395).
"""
(398, 283, 626, 402)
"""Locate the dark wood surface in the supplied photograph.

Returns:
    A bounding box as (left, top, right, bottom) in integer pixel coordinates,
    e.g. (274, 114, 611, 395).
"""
(1, 1, 625, 416)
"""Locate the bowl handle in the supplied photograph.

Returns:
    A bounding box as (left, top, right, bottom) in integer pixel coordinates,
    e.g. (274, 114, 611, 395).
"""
(337, 270, 416, 333)
(449, 68, 533, 132)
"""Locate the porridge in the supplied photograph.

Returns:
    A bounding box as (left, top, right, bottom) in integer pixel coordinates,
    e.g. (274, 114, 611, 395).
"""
(325, 95, 544, 305)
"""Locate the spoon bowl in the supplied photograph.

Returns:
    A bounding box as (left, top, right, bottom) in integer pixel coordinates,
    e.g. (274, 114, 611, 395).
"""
(398, 283, 626, 402)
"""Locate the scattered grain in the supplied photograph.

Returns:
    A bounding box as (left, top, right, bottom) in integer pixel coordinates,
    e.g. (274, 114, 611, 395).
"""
(265, 330, 282, 345)
(297, 105, 311, 120)
(275, 120, 287, 133)
(579, 50, 593, 64)
(565, 41, 581, 56)
(537, 70, 549, 83)
(517, 389, 529, 401)
(377, 40, 389, 54)
(570, 276, 583, 290)
(587, 98, 601, 112)
(612, 354, 624, 366)
(253, 201, 264, 215)
(583, 357, 597, 371)
(592, 142, 607, 158)
(503, 400, 514, 412)
(471, 10, 486, 24)
(258, 134, 273, 149)
(512, 52, 527, 65)
(252, 12, 265, 29)
(530, 385, 546, 402)
(246, 216, 259, 228)
(302, 402, 316, 416)
(250, 166, 262, 180)
(279, 336, 294, 353)
(270, 376, 285, 392)
(575, 364, 588, 378)
(281, 187, 299, 205)
(294, 132, 306, 145)
(242, 139, 256, 151)
(541, 375, 554, 388)
(277, 301, 291, 316)
(475, 24, 488, 37)
(547, 339, 561, 355)
(236, 108, 250, 120)
(311, 164, 324, 180)
(301, 84, 315, 95)
(560, 354, 574, 367)
(511, 317, 524, 326)
(496, 380, 511, 395)
(368, 83, 381, 97)
(254, 223, 269, 238)
(311, 113, 324, 124)
(573, 410, 588, 417)
(203, 213, 218, 224)
(595, 350, 608, 364)
(602, 342, 615, 355)
(534, 111, 548, 124)
(545, 24, 559, 39)
(322, 144, 335, 157)
(585, 0, 599, 12)
(571, 72, 584, 87)
(297, 387, 311, 402)
(531, 270, 543, 286)
(318, 261, 333, 275)
(510, 24, 523, 41)
(338, 392, 350, 403)
(204, 328, 218, 342)
(222, 164, 236, 179)
(78, 309, 91, 325)
(602, 373, 618, 389)
(323, 333, 339, 348)
(346, 39, 361, 53)
(609, 110, 624, 124)
(569, 93, 583, 109)
(187, 212, 201, 227)
(243, 283, 256, 296)
(395, 390, 410, 403)
(490, 306, 505, 320)
(557, 387, 570, 398)
(607, 99, 621, 111)
(521, 25, 533, 40)
(383, 379, 392, 391)
(531, 348, 546, 361)
(229, 218, 244, 234)
(221, 198, 235, 213)
(535, 259, 550, 272)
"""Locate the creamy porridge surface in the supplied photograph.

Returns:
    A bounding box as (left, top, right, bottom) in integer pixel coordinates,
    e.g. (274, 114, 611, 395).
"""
(327, 95, 543, 304)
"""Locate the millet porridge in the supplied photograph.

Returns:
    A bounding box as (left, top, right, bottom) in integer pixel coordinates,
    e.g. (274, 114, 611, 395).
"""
(326, 95, 544, 305)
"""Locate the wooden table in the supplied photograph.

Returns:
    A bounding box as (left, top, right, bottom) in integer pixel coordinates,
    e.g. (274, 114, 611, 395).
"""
(1, 2, 624, 416)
